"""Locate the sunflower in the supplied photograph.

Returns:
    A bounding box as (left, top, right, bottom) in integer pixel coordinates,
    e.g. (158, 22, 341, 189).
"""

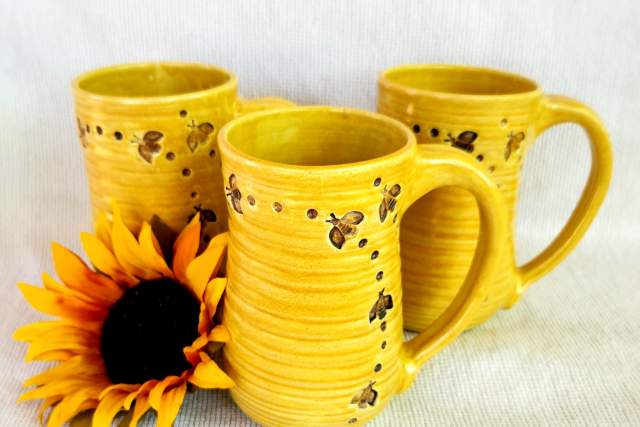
(14, 205, 234, 427)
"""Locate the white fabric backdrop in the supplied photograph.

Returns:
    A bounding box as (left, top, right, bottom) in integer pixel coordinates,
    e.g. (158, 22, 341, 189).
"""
(1, 0, 639, 425)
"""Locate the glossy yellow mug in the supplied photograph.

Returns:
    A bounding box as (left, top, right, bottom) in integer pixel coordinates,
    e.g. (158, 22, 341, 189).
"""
(218, 107, 508, 426)
(72, 62, 293, 251)
(378, 64, 613, 330)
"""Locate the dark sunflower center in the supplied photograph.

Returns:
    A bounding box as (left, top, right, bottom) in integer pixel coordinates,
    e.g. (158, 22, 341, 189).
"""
(101, 278, 200, 384)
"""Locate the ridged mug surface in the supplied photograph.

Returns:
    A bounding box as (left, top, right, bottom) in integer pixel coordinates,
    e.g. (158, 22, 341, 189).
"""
(72, 62, 293, 250)
(378, 65, 613, 330)
(218, 107, 508, 426)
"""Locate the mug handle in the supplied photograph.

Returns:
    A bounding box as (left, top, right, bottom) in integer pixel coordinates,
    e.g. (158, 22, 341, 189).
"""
(234, 97, 296, 116)
(399, 144, 508, 391)
(513, 95, 613, 298)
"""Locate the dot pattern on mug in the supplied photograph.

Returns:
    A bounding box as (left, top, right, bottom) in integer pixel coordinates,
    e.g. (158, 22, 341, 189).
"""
(348, 217, 393, 419)
(410, 117, 532, 182)
(197, 170, 400, 423)
(76, 116, 225, 227)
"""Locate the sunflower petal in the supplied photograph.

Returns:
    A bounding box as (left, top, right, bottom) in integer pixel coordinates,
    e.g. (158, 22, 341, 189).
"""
(25, 326, 99, 362)
(188, 352, 235, 389)
(80, 232, 137, 287)
(51, 243, 123, 304)
(95, 212, 113, 251)
(42, 273, 98, 305)
(14, 321, 61, 342)
(32, 350, 76, 362)
(129, 395, 151, 427)
(197, 303, 211, 336)
(18, 283, 107, 322)
(184, 335, 209, 366)
(156, 382, 187, 427)
(19, 308, 101, 336)
(148, 374, 186, 410)
(111, 205, 161, 280)
(188, 335, 209, 351)
(208, 325, 230, 343)
(123, 380, 157, 411)
(98, 383, 140, 401)
(38, 396, 63, 426)
(22, 324, 98, 361)
(203, 277, 227, 317)
(20, 378, 100, 402)
(172, 214, 201, 284)
(46, 386, 101, 427)
(92, 389, 127, 427)
(138, 222, 173, 278)
(185, 233, 228, 298)
(24, 354, 104, 387)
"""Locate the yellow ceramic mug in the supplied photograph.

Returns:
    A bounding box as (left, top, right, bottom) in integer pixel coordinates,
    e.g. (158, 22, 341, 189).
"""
(218, 107, 508, 426)
(72, 62, 293, 251)
(378, 65, 613, 330)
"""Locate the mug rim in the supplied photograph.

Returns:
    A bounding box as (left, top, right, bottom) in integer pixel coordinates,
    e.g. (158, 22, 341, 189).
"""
(379, 64, 542, 99)
(218, 106, 416, 174)
(72, 62, 238, 104)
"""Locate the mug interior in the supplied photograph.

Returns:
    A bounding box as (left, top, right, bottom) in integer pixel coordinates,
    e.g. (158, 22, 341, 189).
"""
(383, 65, 537, 96)
(76, 63, 232, 97)
(223, 108, 411, 166)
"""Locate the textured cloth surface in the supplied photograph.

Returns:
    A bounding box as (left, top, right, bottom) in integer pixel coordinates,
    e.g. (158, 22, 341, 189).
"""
(1, 0, 639, 425)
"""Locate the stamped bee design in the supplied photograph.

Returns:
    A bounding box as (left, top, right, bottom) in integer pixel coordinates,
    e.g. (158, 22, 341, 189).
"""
(369, 289, 394, 323)
(131, 131, 163, 163)
(504, 131, 525, 161)
(379, 184, 401, 223)
(351, 381, 378, 408)
(225, 174, 243, 214)
(326, 211, 365, 249)
(445, 130, 478, 153)
(188, 204, 217, 227)
(187, 120, 214, 152)
(77, 118, 87, 148)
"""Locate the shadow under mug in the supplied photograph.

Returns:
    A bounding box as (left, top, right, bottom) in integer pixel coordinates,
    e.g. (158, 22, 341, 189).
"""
(72, 62, 293, 253)
(217, 106, 508, 426)
(378, 64, 613, 330)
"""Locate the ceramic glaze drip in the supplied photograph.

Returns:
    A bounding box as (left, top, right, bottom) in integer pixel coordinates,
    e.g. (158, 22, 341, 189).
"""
(378, 65, 613, 330)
